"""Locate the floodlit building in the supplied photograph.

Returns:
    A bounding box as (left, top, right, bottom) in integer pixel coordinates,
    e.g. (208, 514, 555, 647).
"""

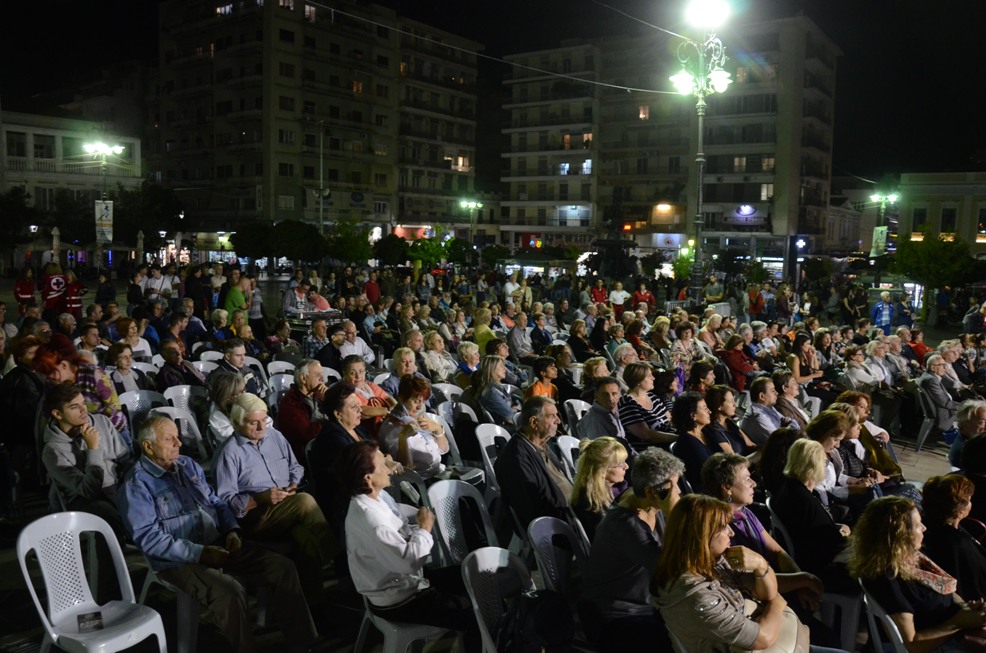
(895, 172, 986, 258)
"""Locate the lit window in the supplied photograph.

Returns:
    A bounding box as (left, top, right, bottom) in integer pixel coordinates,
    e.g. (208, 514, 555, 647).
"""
(562, 134, 571, 150)
(760, 183, 773, 201)
(216, 4, 233, 15)
(735, 67, 748, 83)
(278, 195, 294, 209)
(638, 105, 649, 120)
(352, 80, 364, 95)
(559, 163, 570, 175)
(278, 0, 294, 9)
(582, 159, 592, 174)
(762, 156, 775, 172)
(304, 4, 316, 21)
(733, 156, 746, 173)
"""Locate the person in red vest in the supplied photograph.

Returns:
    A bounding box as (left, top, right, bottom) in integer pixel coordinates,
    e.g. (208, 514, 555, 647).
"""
(64, 269, 87, 320)
(41, 262, 68, 323)
(14, 267, 36, 316)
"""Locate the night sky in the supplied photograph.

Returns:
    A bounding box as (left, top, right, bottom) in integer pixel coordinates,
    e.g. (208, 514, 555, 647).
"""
(5, 0, 986, 179)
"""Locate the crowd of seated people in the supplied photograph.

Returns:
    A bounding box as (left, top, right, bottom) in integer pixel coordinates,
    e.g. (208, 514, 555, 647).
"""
(11, 263, 986, 653)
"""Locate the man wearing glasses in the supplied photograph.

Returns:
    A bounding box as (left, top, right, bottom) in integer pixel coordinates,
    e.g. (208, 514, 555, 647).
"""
(918, 353, 962, 431)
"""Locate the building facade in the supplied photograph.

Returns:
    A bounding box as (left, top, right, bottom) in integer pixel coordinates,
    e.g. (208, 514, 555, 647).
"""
(896, 172, 986, 258)
(150, 0, 480, 239)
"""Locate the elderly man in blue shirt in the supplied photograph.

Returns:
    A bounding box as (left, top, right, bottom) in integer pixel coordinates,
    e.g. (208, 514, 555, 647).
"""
(117, 415, 318, 653)
(215, 392, 334, 610)
(738, 376, 797, 446)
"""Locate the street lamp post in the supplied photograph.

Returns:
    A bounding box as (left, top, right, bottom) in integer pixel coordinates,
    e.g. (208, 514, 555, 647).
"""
(460, 199, 483, 263)
(869, 192, 899, 257)
(670, 0, 732, 304)
(84, 141, 124, 271)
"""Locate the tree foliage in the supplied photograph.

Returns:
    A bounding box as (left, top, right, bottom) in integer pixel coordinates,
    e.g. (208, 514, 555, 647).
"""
(114, 182, 184, 248)
(373, 233, 409, 266)
(747, 259, 768, 285)
(407, 237, 446, 269)
(231, 222, 276, 260)
(639, 251, 670, 277)
(481, 244, 511, 267)
(269, 220, 327, 262)
(47, 188, 91, 245)
(326, 217, 372, 264)
(801, 257, 835, 284)
(443, 237, 473, 264)
(671, 252, 693, 283)
(892, 232, 973, 319)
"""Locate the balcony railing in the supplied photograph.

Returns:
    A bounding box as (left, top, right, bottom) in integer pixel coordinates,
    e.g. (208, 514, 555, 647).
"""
(6, 158, 141, 177)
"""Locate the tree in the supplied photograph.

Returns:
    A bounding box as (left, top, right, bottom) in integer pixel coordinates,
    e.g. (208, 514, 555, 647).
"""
(407, 237, 446, 269)
(801, 257, 835, 284)
(747, 259, 768, 285)
(481, 244, 510, 267)
(373, 233, 408, 266)
(47, 188, 91, 245)
(443, 237, 473, 264)
(892, 231, 973, 321)
(326, 217, 372, 264)
(671, 252, 693, 284)
(0, 186, 44, 250)
(231, 222, 275, 260)
(639, 251, 670, 277)
(114, 182, 184, 248)
(269, 220, 327, 262)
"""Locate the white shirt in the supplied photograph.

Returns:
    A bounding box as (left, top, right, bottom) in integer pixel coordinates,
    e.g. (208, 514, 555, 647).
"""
(145, 275, 168, 300)
(340, 336, 375, 365)
(346, 492, 433, 607)
(609, 289, 631, 306)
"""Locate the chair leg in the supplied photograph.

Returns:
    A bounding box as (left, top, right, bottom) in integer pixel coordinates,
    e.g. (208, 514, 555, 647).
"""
(915, 418, 934, 452)
(354, 611, 372, 653)
(139, 568, 156, 604)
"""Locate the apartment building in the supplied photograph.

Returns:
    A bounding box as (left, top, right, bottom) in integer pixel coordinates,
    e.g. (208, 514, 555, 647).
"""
(500, 43, 601, 251)
(151, 0, 480, 239)
(895, 172, 986, 257)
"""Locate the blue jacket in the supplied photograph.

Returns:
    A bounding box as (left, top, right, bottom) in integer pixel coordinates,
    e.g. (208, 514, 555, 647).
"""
(871, 300, 896, 328)
(117, 455, 239, 571)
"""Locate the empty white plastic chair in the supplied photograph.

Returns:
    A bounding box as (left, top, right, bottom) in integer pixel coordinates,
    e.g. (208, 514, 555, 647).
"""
(354, 595, 462, 653)
(118, 390, 167, 435)
(461, 547, 535, 653)
(428, 480, 499, 565)
(267, 360, 296, 377)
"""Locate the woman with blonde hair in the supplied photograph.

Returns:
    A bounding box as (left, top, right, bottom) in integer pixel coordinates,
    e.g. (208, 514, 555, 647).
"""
(568, 318, 598, 363)
(699, 313, 725, 351)
(421, 330, 458, 383)
(471, 307, 496, 355)
(850, 496, 986, 653)
(207, 371, 247, 443)
(579, 355, 611, 402)
(476, 354, 519, 426)
(655, 494, 793, 653)
(649, 315, 673, 351)
(570, 436, 628, 541)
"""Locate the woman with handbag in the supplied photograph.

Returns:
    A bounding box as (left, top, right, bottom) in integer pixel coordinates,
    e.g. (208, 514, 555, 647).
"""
(851, 496, 986, 653)
(655, 493, 846, 653)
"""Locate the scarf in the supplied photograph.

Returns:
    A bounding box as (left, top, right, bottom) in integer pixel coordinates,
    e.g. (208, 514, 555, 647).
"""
(907, 552, 957, 595)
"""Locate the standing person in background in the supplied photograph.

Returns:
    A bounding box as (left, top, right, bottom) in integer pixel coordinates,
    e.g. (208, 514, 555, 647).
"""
(871, 291, 897, 339)
(14, 268, 37, 316)
(609, 281, 631, 320)
(41, 262, 68, 323)
(246, 275, 265, 339)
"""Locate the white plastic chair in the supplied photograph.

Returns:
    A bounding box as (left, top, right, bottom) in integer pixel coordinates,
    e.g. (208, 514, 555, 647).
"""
(474, 424, 510, 500)
(916, 385, 941, 452)
(428, 480, 499, 565)
(190, 360, 218, 375)
(383, 359, 395, 373)
(163, 385, 209, 416)
(132, 361, 159, 377)
(138, 565, 200, 653)
(151, 354, 165, 369)
(431, 382, 463, 404)
(457, 403, 479, 423)
(17, 512, 167, 653)
(269, 373, 294, 394)
(563, 398, 591, 429)
(527, 516, 589, 594)
(461, 547, 536, 653)
(322, 366, 342, 382)
(354, 595, 462, 653)
(555, 435, 581, 481)
(149, 406, 213, 470)
(119, 390, 167, 435)
(424, 412, 464, 466)
(860, 581, 908, 653)
(244, 355, 268, 384)
(198, 350, 223, 362)
(267, 360, 295, 377)
(372, 372, 392, 385)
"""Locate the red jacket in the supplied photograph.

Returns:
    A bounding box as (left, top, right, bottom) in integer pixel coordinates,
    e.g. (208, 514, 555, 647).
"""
(632, 290, 656, 307)
(14, 279, 35, 312)
(275, 386, 325, 463)
(590, 287, 609, 304)
(717, 348, 757, 392)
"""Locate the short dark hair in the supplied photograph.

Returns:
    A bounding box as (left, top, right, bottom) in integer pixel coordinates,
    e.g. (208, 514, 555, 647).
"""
(532, 356, 555, 380)
(323, 382, 357, 421)
(671, 391, 705, 433)
(341, 355, 366, 372)
(397, 374, 431, 402)
(485, 338, 508, 355)
(169, 311, 188, 328)
(45, 382, 84, 417)
(335, 441, 379, 496)
(749, 376, 772, 402)
(328, 323, 346, 337)
(701, 452, 748, 500)
(704, 385, 735, 418)
(223, 337, 246, 353)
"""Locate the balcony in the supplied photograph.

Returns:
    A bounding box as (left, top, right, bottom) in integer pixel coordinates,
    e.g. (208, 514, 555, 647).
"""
(7, 158, 141, 178)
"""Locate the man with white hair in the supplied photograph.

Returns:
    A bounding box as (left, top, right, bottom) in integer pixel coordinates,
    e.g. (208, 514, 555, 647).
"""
(871, 291, 896, 341)
(118, 415, 319, 652)
(611, 342, 639, 392)
(276, 359, 330, 462)
(215, 393, 334, 611)
(339, 319, 375, 365)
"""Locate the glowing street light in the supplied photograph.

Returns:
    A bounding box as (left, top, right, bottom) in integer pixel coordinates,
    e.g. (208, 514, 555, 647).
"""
(85, 141, 125, 270)
(671, 0, 732, 304)
(460, 198, 484, 262)
(870, 192, 900, 257)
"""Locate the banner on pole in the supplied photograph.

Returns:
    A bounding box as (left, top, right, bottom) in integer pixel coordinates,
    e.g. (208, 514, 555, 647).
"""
(95, 201, 113, 245)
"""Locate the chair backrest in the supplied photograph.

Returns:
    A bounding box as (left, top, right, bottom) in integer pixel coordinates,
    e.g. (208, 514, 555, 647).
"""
(372, 372, 391, 385)
(385, 469, 431, 510)
(764, 496, 795, 557)
(17, 512, 134, 637)
(424, 412, 463, 466)
(244, 356, 268, 384)
(383, 358, 395, 373)
(269, 373, 294, 394)
(152, 354, 165, 368)
(860, 581, 908, 653)
(119, 390, 168, 434)
(322, 366, 342, 382)
(267, 360, 296, 377)
(432, 382, 464, 404)
(199, 350, 224, 362)
(149, 405, 211, 462)
(428, 480, 499, 565)
(163, 384, 209, 415)
(457, 402, 479, 423)
(563, 398, 591, 428)
(191, 341, 208, 355)
(436, 401, 457, 428)
(735, 390, 751, 418)
(191, 360, 218, 375)
(554, 435, 581, 480)
(503, 383, 523, 404)
(552, 338, 569, 346)
(916, 385, 937, 418)
(527, 516, 589, 595)
(461, 547, 536, 653)
(475, 424, 511, 501)
(132, 361, 159, 377)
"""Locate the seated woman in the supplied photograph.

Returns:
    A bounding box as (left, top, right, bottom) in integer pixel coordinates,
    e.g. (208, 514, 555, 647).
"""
(115, 317, 153, 362)
(670, 321, 703, 379)
(545, 344, 583, 403)
(755, 427, 803, 496)
(717, 334, 761, 392)
(648, 315, 673, 352)
(454, 341, 481, 389)
(850, 496, 986, 653)
(378, 375, 448, 479)
(474, 354, 521, 427)
(341, 355, 396, 439)
(704, 385, 757, 455)
(686, 360, 717, 396)
(486, 338, 528, 387)
(702, 453, 837, 647)
(625, 319, 657, 361)
(834, 390, 902, 477)
(618, 362, 676, 449)
(788, 332, 837, 405)
(338, 441, 479, 648)
(568, 319, 599, 363)
(653, 368, 679, 415)
(421, 330, 458, 384)
(207, 371, 247, 444)
(579, 356, 612, 402)
(655, 494, 801, 653)
(669, 391, 718, 492)
(105, 342, 153, 395)
(589, 312, 611, 352)
(606, 323, 629, 360)
(774, 369, 811, 431)
(570, 436, 628, 542)
(524, 355, 559, 400)
(921, 474, 986, 602)
(769, 438, 855, 592)
(698, 313, 726, 352)
(807, 408, 876, 523)
(265, 319, 300, 356)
